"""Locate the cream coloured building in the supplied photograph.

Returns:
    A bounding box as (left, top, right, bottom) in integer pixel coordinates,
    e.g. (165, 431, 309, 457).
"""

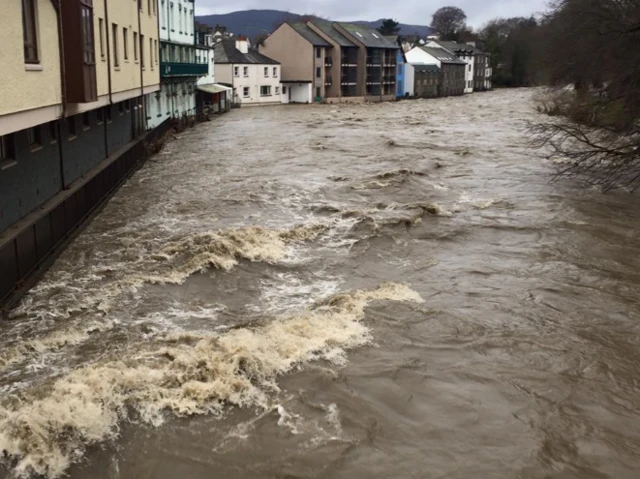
(0, 0, 162, 298)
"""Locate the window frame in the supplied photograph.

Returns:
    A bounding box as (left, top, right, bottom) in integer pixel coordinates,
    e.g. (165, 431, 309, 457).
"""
(243, 66, 249, 77)
(260, 85, 271, 97)
(27, 126, 42, 151)
(82, 112, 91, 130)
(112, 23, 119, 67)
(22, 0, 39, 64)
(133, 31, 139, 61)
(243, 87, 250, 98)
(273, 66, 278, 77)
(0, 135, 17, 169)
(123, 27, 129, 60)
(99, 18, 105, 60)
(67, 117, 77, 140)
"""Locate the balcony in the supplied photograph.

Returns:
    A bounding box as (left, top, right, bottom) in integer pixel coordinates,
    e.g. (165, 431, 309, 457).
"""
(325, 76, 333, 86)
(161, 62, 208, 78)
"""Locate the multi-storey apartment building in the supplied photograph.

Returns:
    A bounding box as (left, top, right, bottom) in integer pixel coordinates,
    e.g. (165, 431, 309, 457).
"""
(259, 22, 331, 103)
(0, 0, 160, 302)
(146, 0, 208, 128)
(262, 21, 400, 103)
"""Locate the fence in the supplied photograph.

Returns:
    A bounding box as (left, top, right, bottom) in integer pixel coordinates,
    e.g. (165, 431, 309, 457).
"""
(0, 118, 173, 309)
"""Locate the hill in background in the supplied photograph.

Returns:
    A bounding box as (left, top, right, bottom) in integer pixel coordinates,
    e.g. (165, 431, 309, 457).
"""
(195, 9, 433, 40)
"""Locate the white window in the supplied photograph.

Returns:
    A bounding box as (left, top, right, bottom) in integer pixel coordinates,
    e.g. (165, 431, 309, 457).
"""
(273, 67, 278, 77)
(264, 67, 268, 77)
(260, 85, 271, 96)
(275, 86, 280, 95)
(243, 87, 250, 98)
(234, 66, 239, 77)
(243, 66, 248, 77)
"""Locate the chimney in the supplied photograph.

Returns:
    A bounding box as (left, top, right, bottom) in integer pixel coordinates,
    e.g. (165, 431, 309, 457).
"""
(236, 36, 249, 54)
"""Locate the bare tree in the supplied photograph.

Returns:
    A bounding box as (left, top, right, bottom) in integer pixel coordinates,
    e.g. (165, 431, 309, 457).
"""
(431, 6, 467, 40)
(532, 0, 640, 191)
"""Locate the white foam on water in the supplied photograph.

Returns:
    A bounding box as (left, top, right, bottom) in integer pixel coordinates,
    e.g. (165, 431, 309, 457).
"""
(0, 283, 424, 479)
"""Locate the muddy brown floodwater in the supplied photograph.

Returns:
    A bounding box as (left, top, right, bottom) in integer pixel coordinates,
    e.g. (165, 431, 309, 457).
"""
(2, 89, 640, 479)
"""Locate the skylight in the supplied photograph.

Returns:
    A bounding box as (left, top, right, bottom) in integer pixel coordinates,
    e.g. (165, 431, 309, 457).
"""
(372, 33, 379, 38)
(356, 32, 363, 38)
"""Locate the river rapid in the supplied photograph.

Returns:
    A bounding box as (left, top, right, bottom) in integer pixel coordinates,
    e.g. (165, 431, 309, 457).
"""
(1, 89, 640, 479)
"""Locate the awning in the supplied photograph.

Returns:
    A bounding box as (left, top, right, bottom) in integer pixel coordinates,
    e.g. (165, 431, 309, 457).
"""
(197, 84, 232, 94)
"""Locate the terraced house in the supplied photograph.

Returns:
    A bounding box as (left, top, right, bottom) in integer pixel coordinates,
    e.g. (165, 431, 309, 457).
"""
(0, 0, 161, 303)
(146, 0, 208, 127)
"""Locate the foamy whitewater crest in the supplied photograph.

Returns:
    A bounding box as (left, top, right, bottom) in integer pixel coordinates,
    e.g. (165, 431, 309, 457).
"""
(11, 224, 328, 322)
(253, 272, 343, 314)
(0, 319, 116, 373)
(0, 283, 423, 479)
(456, 193, 503, 210)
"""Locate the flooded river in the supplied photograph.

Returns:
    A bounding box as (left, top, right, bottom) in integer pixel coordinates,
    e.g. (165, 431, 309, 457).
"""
(2, 89, 640, 478)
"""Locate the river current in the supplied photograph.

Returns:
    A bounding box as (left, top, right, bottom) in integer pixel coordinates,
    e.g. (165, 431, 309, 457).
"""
(1, 89, 640, 478)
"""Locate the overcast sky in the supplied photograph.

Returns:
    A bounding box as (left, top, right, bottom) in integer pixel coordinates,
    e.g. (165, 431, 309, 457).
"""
(194, 0, 550, 28)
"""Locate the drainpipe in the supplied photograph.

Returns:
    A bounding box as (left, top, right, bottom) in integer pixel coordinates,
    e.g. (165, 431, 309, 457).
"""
(51, 0, 67, 188)
(137, 2, 145, 134)
(103, 0, 112, 156)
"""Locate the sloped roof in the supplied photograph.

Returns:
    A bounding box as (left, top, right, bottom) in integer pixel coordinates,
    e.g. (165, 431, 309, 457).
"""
(418, 46, 466, 65)
(213, 39, 280, 65)
(309, 20, 356, 47)
(431, 40, 486, 55)
(413, 64, 440, 73)
(337, 23, 398, 49)
(289, 22, 331, 47)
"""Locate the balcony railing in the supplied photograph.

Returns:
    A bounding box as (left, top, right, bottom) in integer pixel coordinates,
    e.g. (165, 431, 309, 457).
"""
(325, 58, 333, 67)
(161, 62, 208, 77)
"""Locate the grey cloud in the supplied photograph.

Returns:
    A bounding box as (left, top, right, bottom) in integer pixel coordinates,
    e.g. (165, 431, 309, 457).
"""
(195, 0, 548, 28)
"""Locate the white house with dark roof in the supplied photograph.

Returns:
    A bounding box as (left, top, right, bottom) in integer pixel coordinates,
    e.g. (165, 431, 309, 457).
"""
(213, 38, 282, 106)
(426, 40, 476, 93)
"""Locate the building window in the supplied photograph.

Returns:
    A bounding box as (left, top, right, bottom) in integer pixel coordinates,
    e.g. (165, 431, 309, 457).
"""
(118, 102, 124, 115)
(141, 34, 145, 68)
(99, 18, 105, 59)
(273, 67, 278, 77)
(260, 86, 271, 96)
(123, 28, 129, 60)
(112, 23, 119, 67)
(134, 32, 138, 61)
(105, 106, 112, 123)
(283, 86, 287, 94)
(275, 86, 280, 95)
(243, 87, 250, 98)
(97, 108, 104, 124)
(150, 38, 154, 68)
(27, 126, 42, 150)
(22, 0, 39, 64)
(155, 40, 158, 64)
(147, 0, 151, 14)
(264, 67, 268, 77)
(82, 112, 90, 129)
(49, 121, 57, 143)
(243, 66, 248, 77)
(234, 66, 239, 77)
(316, 47, 321, 58)
(316, 87, 321, 98)
(316, 67, 321, 78)
(67, 117, 76, 139)
(81, 4, 95, 65)
(125, 100, 131, 112)
(0, 135, 16, 167)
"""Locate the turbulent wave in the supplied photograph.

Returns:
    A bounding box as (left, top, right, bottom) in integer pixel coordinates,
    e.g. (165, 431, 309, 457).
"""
(0, 283, 423, 478)
(9, 224, 327, 322)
